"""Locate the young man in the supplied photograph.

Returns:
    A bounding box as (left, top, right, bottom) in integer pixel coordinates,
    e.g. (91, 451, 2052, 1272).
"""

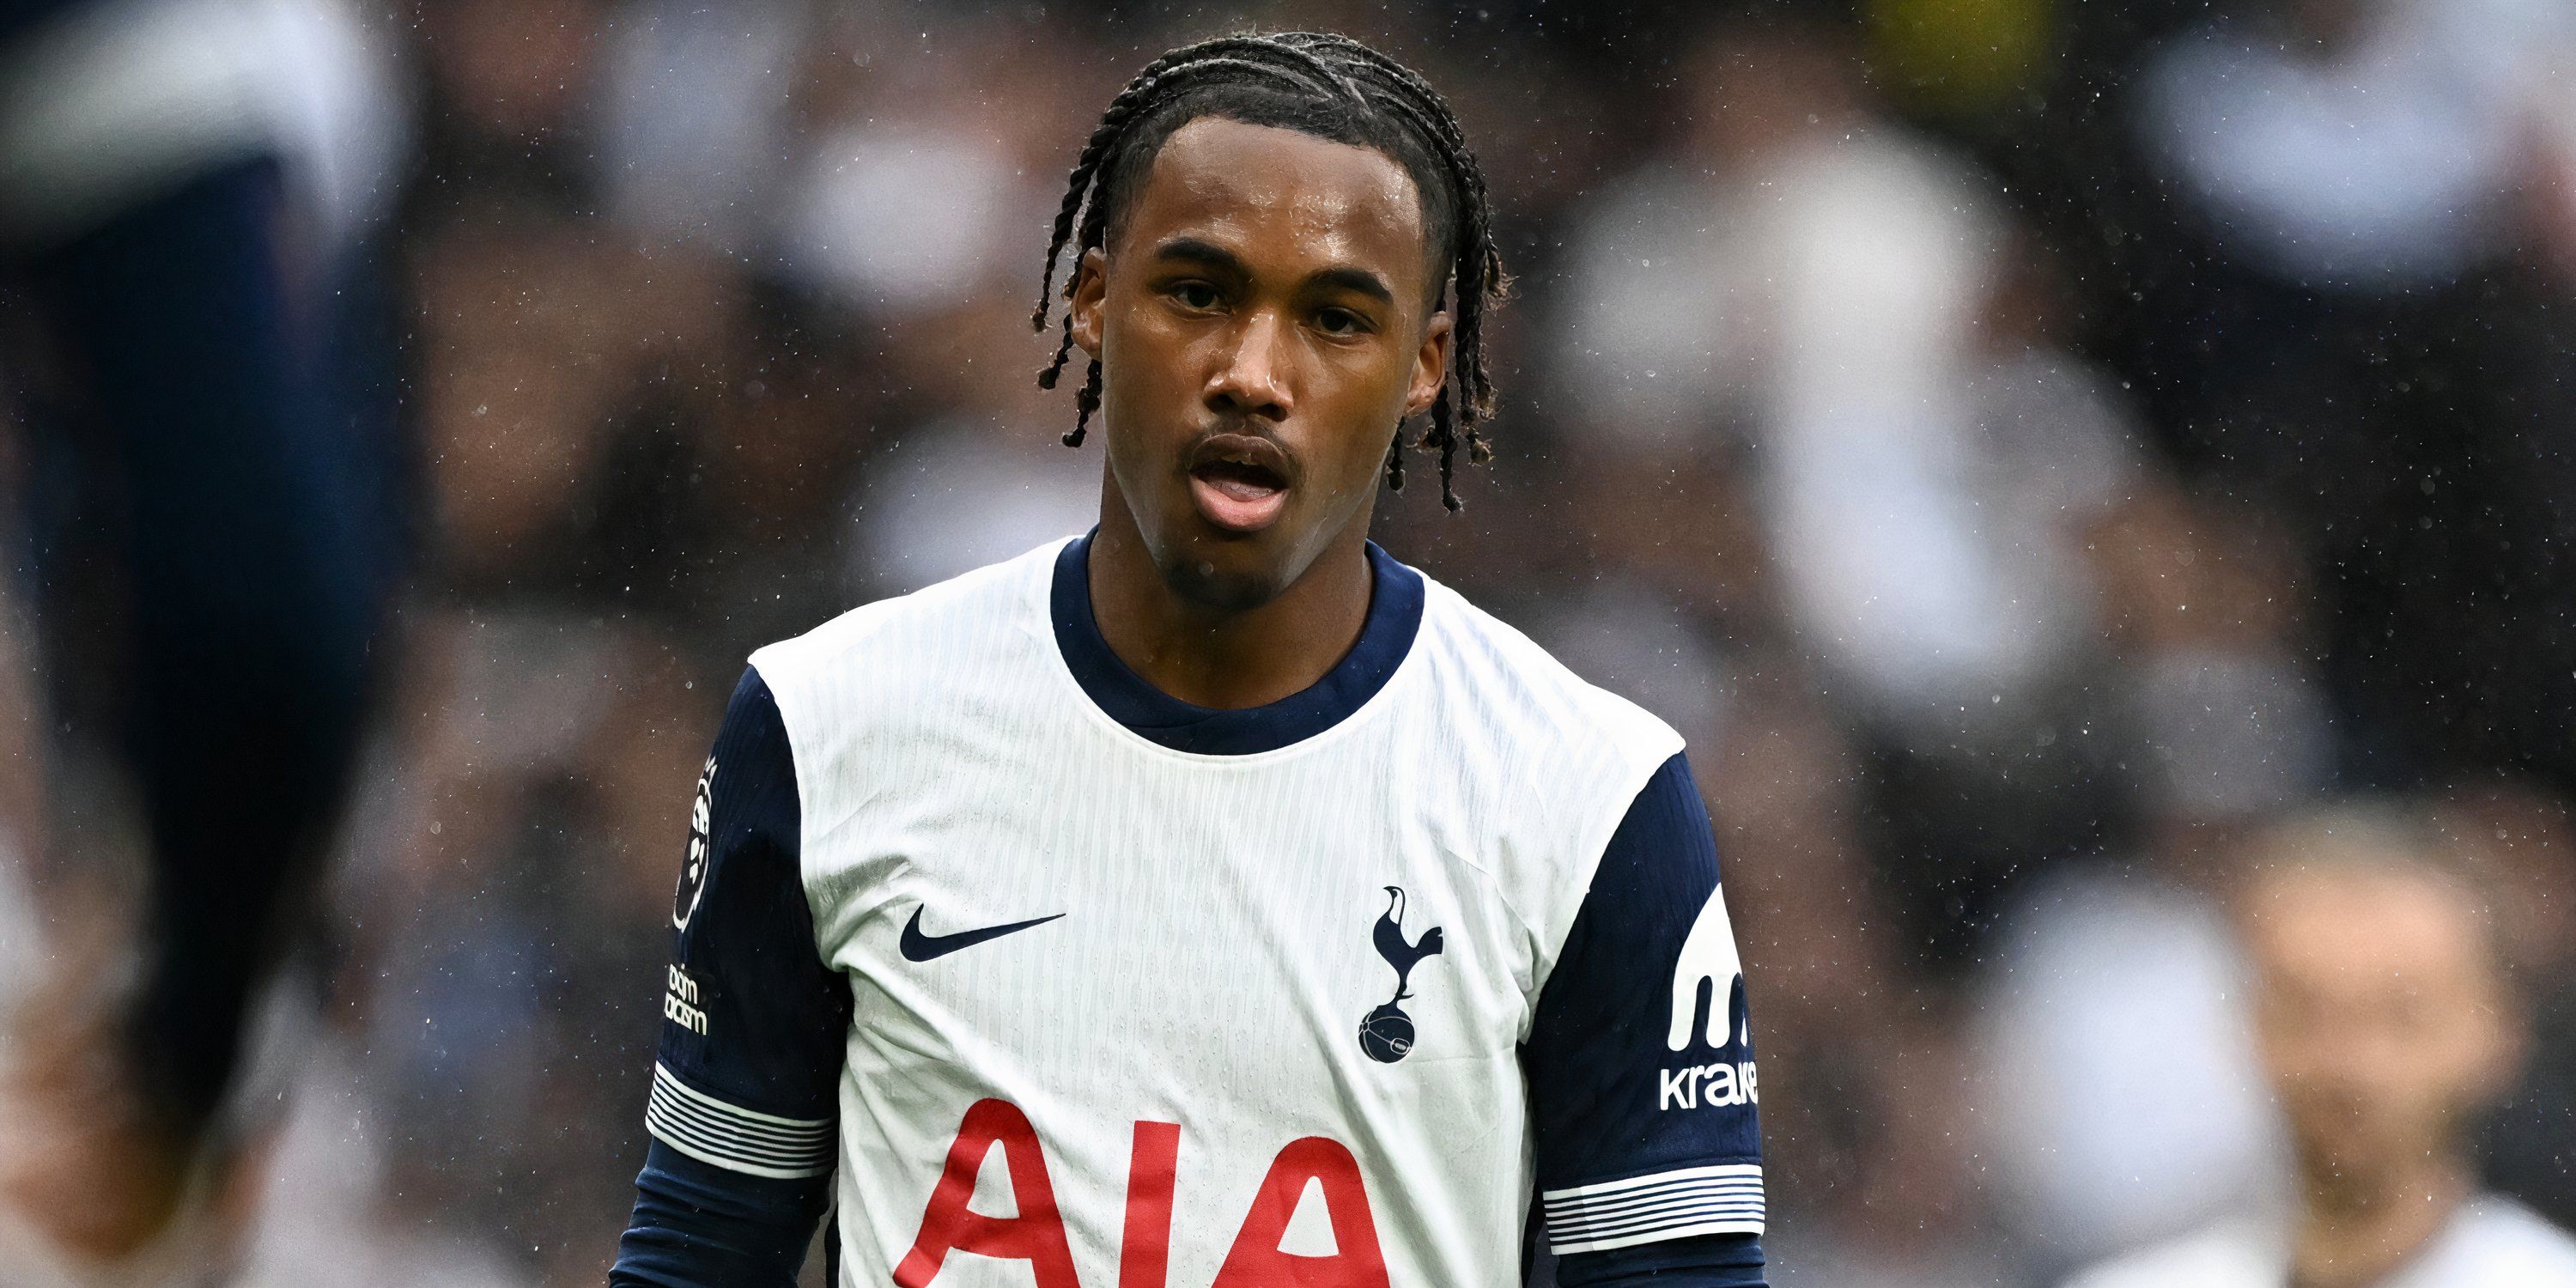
(614, 32, 1766, 1287)
(2066, 811, 2576, 1288)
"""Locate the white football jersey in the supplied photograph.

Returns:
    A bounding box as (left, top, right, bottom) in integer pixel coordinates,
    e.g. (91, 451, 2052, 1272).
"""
(633, 536, 1767, 1286)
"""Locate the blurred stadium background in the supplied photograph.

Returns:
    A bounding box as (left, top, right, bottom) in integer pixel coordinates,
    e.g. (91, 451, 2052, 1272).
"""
(4, 0, 2576, 1284)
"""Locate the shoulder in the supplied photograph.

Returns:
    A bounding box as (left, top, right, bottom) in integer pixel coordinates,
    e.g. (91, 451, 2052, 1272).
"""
(748, 538, 1064, 723)
(2061, 1223, 2278, 1288)
(1403, 568, 1688, 950)
(1409, 569, 1683, 774)
(2436, 1197, 2576, 1283)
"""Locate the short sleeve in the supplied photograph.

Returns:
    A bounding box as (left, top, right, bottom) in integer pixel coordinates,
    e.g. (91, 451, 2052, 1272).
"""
(1522, 751, 1766, 1258)
(647, 665, 850, 1179)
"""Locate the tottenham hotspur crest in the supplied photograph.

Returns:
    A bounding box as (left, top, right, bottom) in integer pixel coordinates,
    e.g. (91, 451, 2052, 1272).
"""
(671, 756, 717, 931)
(1358, 886, 1444, 1063)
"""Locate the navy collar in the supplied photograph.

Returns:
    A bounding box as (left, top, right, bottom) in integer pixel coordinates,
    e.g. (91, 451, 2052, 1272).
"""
(1051, 532, 1424, 755)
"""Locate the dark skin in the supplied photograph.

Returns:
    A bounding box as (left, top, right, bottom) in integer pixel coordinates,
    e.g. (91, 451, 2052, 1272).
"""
(1067, 117, 1452, 709)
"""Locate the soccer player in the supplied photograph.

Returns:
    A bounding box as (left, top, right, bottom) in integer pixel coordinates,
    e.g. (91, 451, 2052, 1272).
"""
(613, 32, 1766, 1287)
(2065, 811, 2576, 1288)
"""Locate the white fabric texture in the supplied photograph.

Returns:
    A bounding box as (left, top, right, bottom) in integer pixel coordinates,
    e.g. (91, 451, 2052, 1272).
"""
(750, 538, 1684, 1285)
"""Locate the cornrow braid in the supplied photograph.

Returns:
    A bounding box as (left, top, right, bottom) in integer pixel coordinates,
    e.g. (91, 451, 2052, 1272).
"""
(1030, 30, 1508, 509)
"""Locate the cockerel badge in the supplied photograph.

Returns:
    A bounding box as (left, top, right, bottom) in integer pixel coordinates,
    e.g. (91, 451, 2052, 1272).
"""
(1359, 885, 1445, 1063)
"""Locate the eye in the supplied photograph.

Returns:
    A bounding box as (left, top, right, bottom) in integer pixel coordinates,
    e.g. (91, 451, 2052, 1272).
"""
(1169, 281, 1221, 311)
(1315, 307, 1370, 337)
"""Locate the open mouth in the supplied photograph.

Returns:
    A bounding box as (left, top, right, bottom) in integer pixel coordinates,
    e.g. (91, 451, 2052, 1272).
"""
(1187, 435, 1293, 532)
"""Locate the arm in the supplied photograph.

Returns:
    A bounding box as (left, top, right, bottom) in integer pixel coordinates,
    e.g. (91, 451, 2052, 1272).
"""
(1523, 752, 1768, 1287)
(611, 667, 852, 1287)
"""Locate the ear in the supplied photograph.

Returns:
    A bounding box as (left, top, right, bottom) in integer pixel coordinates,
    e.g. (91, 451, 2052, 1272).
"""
(1070, 247, 1109, 358)
(1405, 310, 1454, 417)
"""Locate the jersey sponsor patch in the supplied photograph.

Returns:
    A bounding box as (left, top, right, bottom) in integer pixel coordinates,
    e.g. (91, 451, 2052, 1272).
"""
(1659, 1060, 1758, 1111)
(1661, 885, 1759, 1122)
(662, 964, 708, 1036)
(1667, 884, 1746, 1052)
(898, 1099, 1394, 1288)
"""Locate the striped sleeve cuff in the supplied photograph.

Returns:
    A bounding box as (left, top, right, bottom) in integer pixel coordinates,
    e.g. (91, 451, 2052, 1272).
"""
(1541, 1163, 1765, 1255)
(644, 1062, 836, 1180)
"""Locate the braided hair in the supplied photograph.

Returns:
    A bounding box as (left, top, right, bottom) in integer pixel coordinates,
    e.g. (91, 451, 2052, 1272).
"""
(1030, 31, 1509, 511)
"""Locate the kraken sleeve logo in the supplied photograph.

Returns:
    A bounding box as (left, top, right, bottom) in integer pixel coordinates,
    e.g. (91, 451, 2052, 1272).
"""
(671, 756, 718, 931)
(1358, 885, 1444, 1063)
(1668, 884, 1747, 1052)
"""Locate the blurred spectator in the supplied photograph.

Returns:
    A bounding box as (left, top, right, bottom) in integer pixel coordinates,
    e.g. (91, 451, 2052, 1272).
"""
(1554, 22, 2158, 964)
(2134, 0, 2561, 294)
(2439, 783, 2576, 1236)
(2082, 487, 2330, 846)
(2064, 807, 2576, 1288)
(2110, 0, 2576, 810)
(1967, 483, 2336, 1269)
(1972, 866, 2288, 1270)
(595, 0, 816, 257)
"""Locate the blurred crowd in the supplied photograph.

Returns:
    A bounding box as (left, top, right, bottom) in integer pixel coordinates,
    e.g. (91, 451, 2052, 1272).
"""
(6, 0, 2576, 1285)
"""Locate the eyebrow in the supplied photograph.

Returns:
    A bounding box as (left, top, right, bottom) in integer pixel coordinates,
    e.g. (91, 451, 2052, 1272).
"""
(1151, 237, 1397, 307)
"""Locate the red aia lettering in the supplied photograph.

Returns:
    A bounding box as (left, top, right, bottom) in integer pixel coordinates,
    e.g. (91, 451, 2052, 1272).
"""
(1212, 1137, 1391, 1288)
(1118, 1121, 1181, 1288)
(900, 1106, 1388, 1287)
(895, 1099, 1082, 1288)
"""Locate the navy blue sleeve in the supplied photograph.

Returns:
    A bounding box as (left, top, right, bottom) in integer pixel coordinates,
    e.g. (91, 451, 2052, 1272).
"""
(617, 1143, 832, 1287)
(612, 667, 850, 1287)
(1523, 752, 1766, 1286)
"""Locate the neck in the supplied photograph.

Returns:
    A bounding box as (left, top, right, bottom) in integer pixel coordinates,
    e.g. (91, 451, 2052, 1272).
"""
(1086, 497, 1375, 711)
(2288, 1151, 2470, 1288)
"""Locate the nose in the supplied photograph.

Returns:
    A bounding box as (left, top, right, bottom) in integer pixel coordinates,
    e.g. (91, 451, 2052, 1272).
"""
(1205, 309, 1293, 422)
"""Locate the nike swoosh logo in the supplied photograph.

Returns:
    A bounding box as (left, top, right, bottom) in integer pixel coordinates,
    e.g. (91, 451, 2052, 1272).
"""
(899, 907, 1066, 962)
